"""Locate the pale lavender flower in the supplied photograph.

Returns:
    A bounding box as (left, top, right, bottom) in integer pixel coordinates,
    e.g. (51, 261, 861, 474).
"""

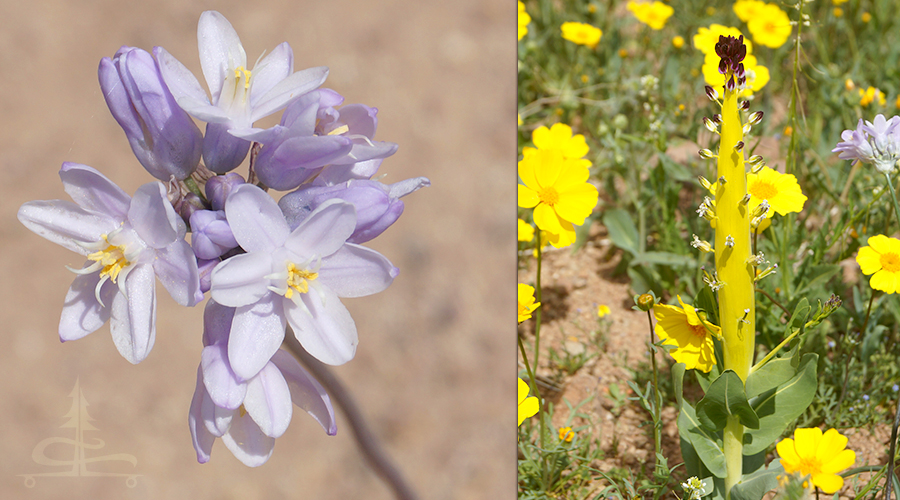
(155, 11, 329, 173)
(210, 184, 397, 379)
(205, 172, 246, 211)
(279, 177, 430, 243)
(189, 300, 336, 467)
(190, 210, 238, 259)
(17, 163, 203, 363)
(99, 46, 203, 181)
(833, 114, 900, 173)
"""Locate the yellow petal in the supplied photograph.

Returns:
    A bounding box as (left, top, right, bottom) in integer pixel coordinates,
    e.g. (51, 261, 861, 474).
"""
(793, 428, 823, 461)
(776, 438, 801, 473)
(518, 150, 539, 189)
(811, 473, 843, 494)
(533, 203, 562, 233)
(554, 184, 599, 225)
(518, 377, 530, 405)
(534, 150, 563, 188)
(547, 222, 577, 248)
(815, 428, 849, 465)
(868, 234, 892, 254)
(518, 396, 539, 426)
(856, 246, 883, 275)
(518, 184, 540, 208)
(553, 161, 590, 191)
(821, 449, 856, 475)
(870, 269, 899, 294)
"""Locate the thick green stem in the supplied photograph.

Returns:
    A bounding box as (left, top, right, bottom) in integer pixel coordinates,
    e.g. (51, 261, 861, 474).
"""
(723, 417, 744, 496)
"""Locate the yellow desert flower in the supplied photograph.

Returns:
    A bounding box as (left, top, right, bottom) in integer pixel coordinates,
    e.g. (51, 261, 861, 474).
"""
(776, 428, 856, 494)
(518, 283, 541, 323)
(518, 377, 539, 426)
(518, 218, 535, 242)
(747, 4, 792, 49)
(597, 304, 611, 318)
(733, 0, 767, 23)
(672, 36, 685, 49)
(702, 52, 769, 94)
(561, 22, 603, 49)
(859, 86, 886, 107)
(559, 426, 574, 442)
(746, 166, 807, 218)
(526, 123, 591, 161)
(518, 1, 531, 41)
(626, 1, 674, 30)
(518, 149, 598, 248)
(856, 235, 900, 294)
(693, 25, 753, 55)
(653, 295, 721, 372)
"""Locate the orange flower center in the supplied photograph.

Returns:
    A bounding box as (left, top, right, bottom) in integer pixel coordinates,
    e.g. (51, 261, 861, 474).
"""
(688, 322, 707, 338)
(749, 180, 778, 200)
(538, 187, 560, 206)
(764, 21, 776, 34)
(880, 252, 900, 272)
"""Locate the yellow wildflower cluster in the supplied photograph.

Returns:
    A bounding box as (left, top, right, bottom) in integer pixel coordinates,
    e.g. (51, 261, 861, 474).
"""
(518, 1, 530, 41)
(626, 1, 673, 31)
(560, 22, 602, 49)
(747, 167, 807, 219)
(558, 426, 574, 442)
(518, 124, 599, 248)
(518, 218, 535, 242)
(694, 25, 769, 95)
(859, 86, 887, 107)
(856, 235, 900, 294)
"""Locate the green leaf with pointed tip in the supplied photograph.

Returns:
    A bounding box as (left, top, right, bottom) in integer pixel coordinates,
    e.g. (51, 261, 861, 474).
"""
(785, 298, 810, 337)
(742, 354, 818, 455)
(679, 402, 728, 478)
(695, 370, 759, 431)
(745, 356, 795, 399)
(729, 459, 784, 500)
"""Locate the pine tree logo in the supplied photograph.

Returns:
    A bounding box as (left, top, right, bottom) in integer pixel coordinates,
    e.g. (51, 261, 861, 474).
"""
(18, 379, 140, 488)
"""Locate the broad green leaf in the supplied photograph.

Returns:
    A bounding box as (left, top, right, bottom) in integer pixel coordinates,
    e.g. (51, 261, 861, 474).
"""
(603, 208, 640, 256)
(742, 354, 818, 455)
(695, 363, 721, 395)
(745, 357, 795, 399)
(696, 370, 760, 431)
(679, 402, 727, 478)
(673, 362, 686, 409)
(730, 459, 784, 500)
(784, 298, 810, 337)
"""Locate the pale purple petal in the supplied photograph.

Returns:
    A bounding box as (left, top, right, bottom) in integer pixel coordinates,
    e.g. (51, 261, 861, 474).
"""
(316, 158, 383, 185)
(286, 286, 357, 366)
(221, 413, 275, 467)
(109, 263, 156, 364)
(154, 46, 225, 120)
(248, 42, 293, 107)
(270, 350, 336, 435)
(17, 200, 118, 255)
(225, 184, 290, 253)
(228, 297, 286, 380)
(200, 384, 234, 437)
(201, 344, 247, 410)
(197, 10, 246, 102)
(318, 244, 397, 298)
(59, 162, 131, 218)
(203, 299, 235, 346)
(210, 252, 275, 307)
(58, 269, 116, 341)
(255, 135, 353, 191)
(129, 182, 180, 249)
(153, 239, 203, 306)
(189, 368, 215, 463)
(250, 66, 329, 123)
(283, 199, 356, 258)
(243, 361, 293, 438)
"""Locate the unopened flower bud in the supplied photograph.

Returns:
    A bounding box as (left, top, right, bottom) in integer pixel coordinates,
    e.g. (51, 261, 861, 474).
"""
(691, 234, 713, 253)
(705, 85, 719, 101)
(734, 141, 744, 152)
(747, 155, 764, 166)
(698, 176, 713, 191)
(750, 162, 766, 174)
(740, 100, 750, 110)
(748, 111, 764, 125)
(205, 173, 247, 211)
(703, 117, 719, 133)
(699, 148, 716, 159)
(637, 293, 655, 311)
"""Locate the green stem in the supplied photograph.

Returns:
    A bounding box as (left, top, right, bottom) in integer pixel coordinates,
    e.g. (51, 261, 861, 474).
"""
(646, 309, 662, 459)
(885, 173, 900, 231)
(532, 241, 547, 486)
(723, 417, 744, 497)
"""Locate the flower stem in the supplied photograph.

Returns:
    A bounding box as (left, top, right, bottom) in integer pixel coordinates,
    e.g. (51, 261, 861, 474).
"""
(283, 330, 419, 500)
(646, 309, 662, 459)
(885, 173, 900, 231)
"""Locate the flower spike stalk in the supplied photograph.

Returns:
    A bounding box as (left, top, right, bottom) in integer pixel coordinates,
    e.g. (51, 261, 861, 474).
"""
(710, 34, 755, 498)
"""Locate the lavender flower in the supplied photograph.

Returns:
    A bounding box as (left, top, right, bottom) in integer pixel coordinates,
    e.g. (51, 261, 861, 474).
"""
(280, 177, 430, 243)
(189, 301, 336, 467)
(99, 46, 203, 181)
(155, 11, 328, 173)
(833, 114, 900, 173)
(190, 210, 239, 259)
(210, 184, 397, 379)
(17, 163, 202, 363)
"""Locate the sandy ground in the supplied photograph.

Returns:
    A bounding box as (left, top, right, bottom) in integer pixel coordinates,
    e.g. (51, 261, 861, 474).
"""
(0, 1, 515, 499)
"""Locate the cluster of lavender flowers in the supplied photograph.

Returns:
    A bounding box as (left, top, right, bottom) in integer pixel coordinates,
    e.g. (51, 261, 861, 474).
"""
(17, 11, 428, 467)
(833, 114, 900, 174)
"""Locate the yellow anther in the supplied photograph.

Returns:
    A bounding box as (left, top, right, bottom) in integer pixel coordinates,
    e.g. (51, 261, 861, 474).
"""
(283, 263, 319, 299)
(234, 66, 252, 90)
(327, 125, 350, 136)
(87, 235, 130, 283)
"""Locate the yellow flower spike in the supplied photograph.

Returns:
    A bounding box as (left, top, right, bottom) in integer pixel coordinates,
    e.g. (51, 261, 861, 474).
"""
(560, 22, 603, 49)
(776, 428, 856, 494)
(746, 167, 808, 218)
(517, 377, 540, 426)
(518, 283, 541, 323)
(653, 295, 721, 373)
(709, 35, 756, 496)
(856, 235, 900, 294)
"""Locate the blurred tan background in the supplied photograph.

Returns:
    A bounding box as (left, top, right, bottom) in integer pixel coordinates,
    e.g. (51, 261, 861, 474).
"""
(0, 0, 514, 498)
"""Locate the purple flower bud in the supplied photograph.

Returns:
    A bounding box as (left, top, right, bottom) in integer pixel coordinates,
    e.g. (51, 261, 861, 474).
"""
(174, 192, 206, 222)
(279, 177, 430, 243)
(205, 173, 246, 211)
(203, 122, 252, 174)
(197, 258, 218, 294)
(99, 46, 202, 181)
(190, 210, 239, 259)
